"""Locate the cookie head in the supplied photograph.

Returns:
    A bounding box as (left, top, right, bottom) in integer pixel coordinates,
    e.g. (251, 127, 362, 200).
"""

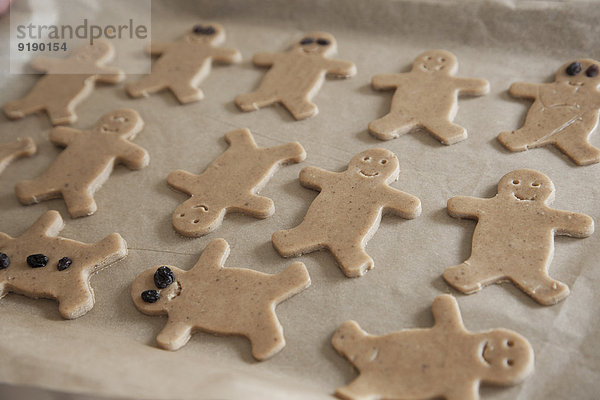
(498, 169, 555, 204)
(72, 40, 114, 64)
(93, 109, 143, 139)
(413, 50, 458, 75)
(294, 32, 337, 57)
(185, 22, 225, 46)
(173, 197, 223, 237)
(349, 148, 399, 183)
(131, 265, 182, 315)
(556, 58, 600, 87)
(479, 329, 534, 385)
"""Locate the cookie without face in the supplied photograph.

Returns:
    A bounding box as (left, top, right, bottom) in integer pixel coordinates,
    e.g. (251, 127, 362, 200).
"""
(0, 138, 36, 176)
(4, 41, 124, 125)
(0, 210, 127, 319)
(15, 109, 149, 218)
(131, 238, 311, 360)
(498, 58, 600, 165)
(167, 128, 306, 237)
(235, 31, 356, 120)
(332, 295, 534, 400)
(272, 148, 421, 278)
(444, 169, 594, 305)
(369, 50, 489, 144)
(126, 22, 241, 104)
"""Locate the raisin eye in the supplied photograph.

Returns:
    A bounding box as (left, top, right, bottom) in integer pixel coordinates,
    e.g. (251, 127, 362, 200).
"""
(586, 64, 599, 78)
(566, 62, 582, 76)
(154, 266, 175, 289)
(193, 25, 215, 35)
(300, 38, 314, 45)
(141, 290, 160, 303)
(316, 38, 330, 46)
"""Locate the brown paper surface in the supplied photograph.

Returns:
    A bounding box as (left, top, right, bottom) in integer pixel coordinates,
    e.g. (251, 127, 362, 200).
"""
(0, 1, 599, 399)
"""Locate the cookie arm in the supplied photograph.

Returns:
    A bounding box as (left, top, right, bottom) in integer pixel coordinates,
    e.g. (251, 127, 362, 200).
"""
(552, 210, 594, 237)
(48, 126, 81, 147)
(371, 73, 401, 90)
(298, 166, 337, 191)
(447, 196, 487, 219)
(382, 187, 422, 219)
(224, 128, 258, 149)
(211, 47, 242, 64)
(94, 66, 125, 83)
(167, 170, 198, 194)
(431, 294, 465, 331)
(454, 77, 490, 96)
(30, 57, 63, 72)
(116, 142, 150, 170)
(191, 238, 230, 274)
(508, 82, 541, 99)
(252, 52, 277, 67)
(147, 42, 170, 55)
(326, 59, 357, 77)
(24, 210, 65, 237)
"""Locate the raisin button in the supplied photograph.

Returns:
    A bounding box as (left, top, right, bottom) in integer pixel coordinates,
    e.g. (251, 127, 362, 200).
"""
(27, 254, 49, 268)
(0, 253, 9, 269)
(154, 266, 174, 288)
(566, 62, 582, 76)
(57, 257, 72, 271)
(141, 290, 160, 303)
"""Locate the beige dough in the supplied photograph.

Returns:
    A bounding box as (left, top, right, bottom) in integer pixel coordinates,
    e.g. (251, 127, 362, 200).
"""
(235, 31, 356, 120)
(332, 294, 534, 400)
(444, 169, 594, 305)
(131, 238, 311, 360)
(126, 23, 241, 103)
(4, 41, 124, 125)
(0, 210, 127, 319)
(15, 109, 149, 218)
(168, 128, 306, 237)
(369, 50, 489, 144)
(272, 148, 421, 278)
(0, 138, 36, 176)
(498, 58, 600, 166)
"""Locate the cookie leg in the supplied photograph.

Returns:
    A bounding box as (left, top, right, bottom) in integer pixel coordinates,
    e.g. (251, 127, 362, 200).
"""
(248, 322, 285, 361)
(329, 244, 374, 278)
(335, 377, 375, 400)
(443, 262, 503, 294)
(552, 117, 600, 165)
(234, 92, 278, 112)
(4, 95, 45, 119)
(272, 223, 323, 257)
(126, 75, 167, 98)
(169, 81, 204, 104)
(281, 97, 318, 120)
(515, 274, 570, 306)
(422, 118, 468, 145)
(46, 102, 76, 125)
(231, 194, 275, 219)
(498, 126, 540, 152)
(57, 282, 94, 319)
(62, 188, 98, 218)
(15, 178, 59, 205)
(156, 320, 193, 351)
(368, 113, 415, 141)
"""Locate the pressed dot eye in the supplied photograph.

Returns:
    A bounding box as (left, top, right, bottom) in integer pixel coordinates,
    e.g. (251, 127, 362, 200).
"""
(531, 182, 541, 187)
(193, 25, 215, 35)
(506, 340, 514, 347)
(426, 56, 432, 60)
(316, 38, 330, 46)
(506, 359, 515, 366)
(380, 159, 387, 164)
(439, 58, 446, 62)
(363, 156, 371, 161)
(566, 62, 582, 76)
(300, 37, 314, 45)
(512, 179, 520, 185)
(586, 64, 599, 77)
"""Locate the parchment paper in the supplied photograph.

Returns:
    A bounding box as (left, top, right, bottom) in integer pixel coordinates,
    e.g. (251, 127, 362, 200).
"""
(0, 0, 599, 399)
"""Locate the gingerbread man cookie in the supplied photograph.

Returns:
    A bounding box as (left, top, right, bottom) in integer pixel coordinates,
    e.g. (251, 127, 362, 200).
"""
(15, 109, 149, 218)
(168, 128, 305, 237)
(4, 41, 124, 125)
(272, 148, 421, 278)
(0, 210, 127, 319)
(0, 138, 36, 176)
(332, 295, 534, 400)
(235, 32, 356, 120)
(444, 169, 594, 305)
(498, 59, 600, 165)
(369, 50, 489, 144)
(131, 238, 310, 360)
(126, 23, 241, 104)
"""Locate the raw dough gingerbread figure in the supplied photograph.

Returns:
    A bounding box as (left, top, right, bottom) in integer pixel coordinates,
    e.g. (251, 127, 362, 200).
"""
(4, 41, 124, 125)
(131, 238, 311, 360)
(235, 31, 356, 120)
(498, 58, 600, 165)
(126, 23, 241, 103)
(444, 169, 594, 305)
(15, 109, 149, 218)
(272, 148, 421, 278)
(369, 50, 489, 144)
(0, 138, 36, 176)
(168, 128, 306, 237)
(0, 210, 127, 319)
(332, 294, 534, 400)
